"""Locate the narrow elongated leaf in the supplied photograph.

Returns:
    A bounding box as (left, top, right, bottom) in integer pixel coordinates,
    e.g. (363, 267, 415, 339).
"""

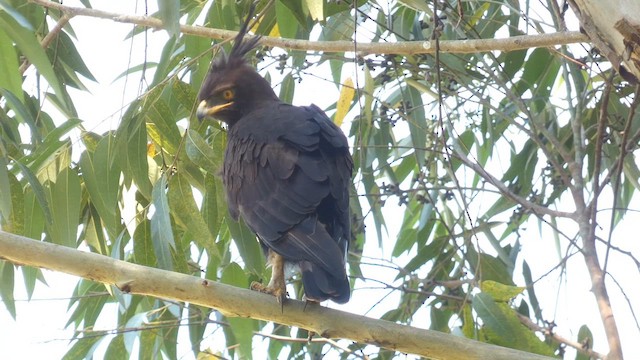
(79, 137, 122, 237)
(158, 0, 180, 36)
(0, 88, 35, 136)
(221, 263, 255, 359)
(23, 187, 45, 240)
(151, 175, 175, 270)
(0, 0, 33, 29)
(275, 0, 298, 39)
(522, 260, 542, 322)
(279, 73, 295, 104)
(0, 12, 68, 111)
(168, 172, 220, 259)
(304, 0, 323, 21)
(105, 335, 127, 359)
(1, 172, 24, 235)
(0, 28, 23, 102)
(473, 293, 555, 356)
(185, 129, 222, 172)
(226, 218, 264, 276)
(0, 156, 11, 222)
(480, 280, 524, 302)
(0, 261, 16, 319)
(334, 77, 354, 127)
(62, 334, 107, 360)
(133, 220, 156, 267)
(125, 115, 153, 198)
(47, 168, 81, 247)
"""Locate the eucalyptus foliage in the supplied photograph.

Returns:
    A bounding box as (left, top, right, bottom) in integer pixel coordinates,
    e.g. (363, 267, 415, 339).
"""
(1, 0, 638, 359)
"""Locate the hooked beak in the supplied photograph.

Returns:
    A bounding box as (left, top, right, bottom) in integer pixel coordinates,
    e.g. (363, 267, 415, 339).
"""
(196, 100, 233, 121)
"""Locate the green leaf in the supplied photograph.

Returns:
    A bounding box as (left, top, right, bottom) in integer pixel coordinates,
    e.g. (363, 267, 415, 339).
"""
(133, 220, 157, 267)
(0, 27, 24, 103)
(467, 247, 514, 286)
(139, 323, 158, 360)
(473, 293, 555, 356)
(0, 88, 33, 134)
(62, 334, 107, 360)
(185, 129, 222, 172)
(143, 96, 181, 155)
(576, 325, 594, 360)
(279, 73, 295, 104)
(151, 175, 175, 270)
(168, 172, 220, 259)
(1, 171, 23, 235)
(0, 156, 12, 222)
(304, 0, 323, 21)
(0, 261, 16, 318)
(480, 280, 524, 302)
(158, 0, 181, 37)
(202, 173, 225, 245)
(522, 260, 542, 322)
(276, 0, 299, 39)
(23, 186, 45, 240)
(127, 115, 153, 198)
(0, 12, 68, 111)
(0, 1, 33, 29)
(47, 168, 81, 247)
(51, 30, 96, 82)
(226, 217, 265, 276)
(123, 312, 147, 354)
(105, 335, 128, 359)
(79, 136, 122, 237)
(221, 263, 254, 359)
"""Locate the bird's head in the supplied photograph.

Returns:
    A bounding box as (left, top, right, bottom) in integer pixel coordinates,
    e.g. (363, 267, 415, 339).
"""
(197, 9, 278, 126)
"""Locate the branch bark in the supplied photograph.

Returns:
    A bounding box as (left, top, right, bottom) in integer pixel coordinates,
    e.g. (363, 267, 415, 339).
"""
(0, 230, 553, 360)
(29, 0, 588, 55)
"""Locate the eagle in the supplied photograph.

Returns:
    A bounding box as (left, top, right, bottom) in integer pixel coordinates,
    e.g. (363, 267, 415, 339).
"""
(196, 9, 352, 304)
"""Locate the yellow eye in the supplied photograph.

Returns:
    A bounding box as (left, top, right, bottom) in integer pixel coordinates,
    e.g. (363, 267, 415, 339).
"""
(222, 89, 234, 100)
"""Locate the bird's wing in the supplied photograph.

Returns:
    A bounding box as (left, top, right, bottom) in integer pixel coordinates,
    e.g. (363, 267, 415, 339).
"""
(223, 104, 352, 275)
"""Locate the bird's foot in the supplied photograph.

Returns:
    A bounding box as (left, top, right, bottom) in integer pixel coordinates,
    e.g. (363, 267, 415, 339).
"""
(250, 281, 287, 305)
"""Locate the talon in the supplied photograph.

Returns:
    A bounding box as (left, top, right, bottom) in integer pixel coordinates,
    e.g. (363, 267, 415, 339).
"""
(250, 280, 287, 306)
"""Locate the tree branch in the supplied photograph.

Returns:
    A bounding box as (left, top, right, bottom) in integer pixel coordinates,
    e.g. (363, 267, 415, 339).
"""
(0, 230, 554, 360)
(516, 313, 606, 360)
(30, 0, 588, 55)
(448, 146, 576, 219)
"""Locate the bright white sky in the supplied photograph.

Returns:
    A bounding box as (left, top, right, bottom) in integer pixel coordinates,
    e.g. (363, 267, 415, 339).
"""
(1, 1, 640, 359)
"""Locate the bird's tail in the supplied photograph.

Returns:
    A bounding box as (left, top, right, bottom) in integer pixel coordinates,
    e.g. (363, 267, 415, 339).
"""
(299, 261, 350, 304)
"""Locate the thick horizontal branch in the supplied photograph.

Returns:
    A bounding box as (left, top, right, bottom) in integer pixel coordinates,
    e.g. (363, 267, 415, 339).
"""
(30, 0, 588, 55)
(0, 230, 553, 360)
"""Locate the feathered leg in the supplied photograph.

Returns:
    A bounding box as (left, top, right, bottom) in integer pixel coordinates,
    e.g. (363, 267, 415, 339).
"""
(251, 249, 287, 305)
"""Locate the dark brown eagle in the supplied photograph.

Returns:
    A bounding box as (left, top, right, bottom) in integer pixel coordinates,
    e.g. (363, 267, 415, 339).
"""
(196, 10, 352, 304)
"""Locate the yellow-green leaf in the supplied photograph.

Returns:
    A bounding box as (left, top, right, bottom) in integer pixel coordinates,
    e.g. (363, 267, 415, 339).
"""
(334, 77, 355, 127)
(304, 0, 324, 21)
(481, 280, 525, 302)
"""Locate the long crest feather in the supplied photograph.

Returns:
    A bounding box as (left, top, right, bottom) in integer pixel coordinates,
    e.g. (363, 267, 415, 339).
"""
(211, 3, 261, 71)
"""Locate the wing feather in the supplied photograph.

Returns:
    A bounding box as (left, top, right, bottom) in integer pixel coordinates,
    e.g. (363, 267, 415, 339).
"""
(223, 102, 353, 300)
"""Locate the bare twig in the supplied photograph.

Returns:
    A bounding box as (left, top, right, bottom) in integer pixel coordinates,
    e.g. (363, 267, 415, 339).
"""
(603, 85, 640, 273)
(255, 332, 366, 359)
(29, 0, 588, 55)
(578, 76, 624, 360)
(517, 313, 606, 359)
(448, 150, 576, 219)
(19, 13, 72, 74)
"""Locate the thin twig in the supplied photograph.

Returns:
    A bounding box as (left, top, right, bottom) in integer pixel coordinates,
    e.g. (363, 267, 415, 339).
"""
(29, 0, 588, 55)
(19, 13, 72, 74)
(603, 84, 640, 273)
(517, 313, 606, 360)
